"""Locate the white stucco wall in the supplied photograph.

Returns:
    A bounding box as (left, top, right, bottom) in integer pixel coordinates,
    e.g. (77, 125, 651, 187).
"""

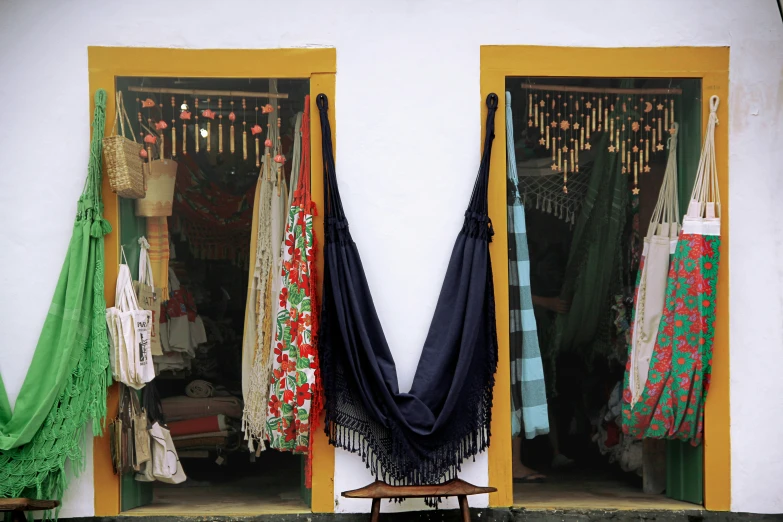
(1, 0, 782, 516)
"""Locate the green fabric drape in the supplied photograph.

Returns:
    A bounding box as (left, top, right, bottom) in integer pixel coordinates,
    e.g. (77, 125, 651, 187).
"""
(548, 131, 629, 363)
(676, 81, 702, 220)
(0, 89, 112, 501)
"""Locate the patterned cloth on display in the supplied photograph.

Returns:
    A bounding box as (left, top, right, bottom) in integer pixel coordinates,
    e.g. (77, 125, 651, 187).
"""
(505, 93, 549, 440)
(267, 98, 320, 460)
(147, 217, 171, 301)
(622, 97, 722, 445)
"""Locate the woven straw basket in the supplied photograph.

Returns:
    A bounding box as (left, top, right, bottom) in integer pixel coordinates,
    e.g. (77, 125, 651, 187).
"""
(136, 159, 178, 217)
(103, 91, 146, 199)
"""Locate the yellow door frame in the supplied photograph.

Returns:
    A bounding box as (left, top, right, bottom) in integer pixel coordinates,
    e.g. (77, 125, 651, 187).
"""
(481, 45, 730, 511)
(87, 46, 336, 516)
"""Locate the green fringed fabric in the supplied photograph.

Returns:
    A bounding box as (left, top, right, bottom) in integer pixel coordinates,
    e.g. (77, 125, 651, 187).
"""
(548, 130, 629, 365)
(0, 89, 112, 504)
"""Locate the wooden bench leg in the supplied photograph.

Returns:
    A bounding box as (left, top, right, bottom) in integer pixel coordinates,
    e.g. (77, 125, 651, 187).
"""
(370, 498, 381, 522)
(458, 495, 470, 522)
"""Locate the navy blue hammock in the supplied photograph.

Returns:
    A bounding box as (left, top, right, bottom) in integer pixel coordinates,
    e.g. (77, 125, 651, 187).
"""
(317, 93, 500, 487)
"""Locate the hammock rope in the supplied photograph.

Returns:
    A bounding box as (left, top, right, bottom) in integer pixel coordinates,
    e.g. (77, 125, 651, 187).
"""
(317, 93, 500, 490)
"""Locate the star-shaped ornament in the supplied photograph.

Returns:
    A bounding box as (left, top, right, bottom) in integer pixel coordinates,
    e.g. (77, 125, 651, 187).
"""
(550, 121, 558, 128)
(573, 122, 580, 130)
(586, 101, 592, 109)
(528, 119, 534, 127)
(644, 165, 652, 173)
(562, 145, 569, 153)
(632, 145, 639, 153)
(539, 138, 546, 146)
(669, 127, 677, 134)
(585, 142, 592, 150)
(608, 144, 616, 153)
(560, 120, 570, 130)
(656, 103, 664, 110)
(644, 125, 651, 132)
(656, 143, 664, 151)
(540, 100, 546, 107)
(632, 187, 640, 195)
(551, 163, 559, 171)
(622, 166, 627, 174)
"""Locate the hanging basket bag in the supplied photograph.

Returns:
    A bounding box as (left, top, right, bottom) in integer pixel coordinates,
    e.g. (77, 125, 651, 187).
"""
(103, 90, 146, 199)
(136, 159, 178, 216)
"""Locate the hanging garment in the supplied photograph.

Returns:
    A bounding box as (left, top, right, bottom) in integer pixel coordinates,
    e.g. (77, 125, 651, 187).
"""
(624, 124, 680, 407)
(146, 217, 170, 301)
(242, 79, 288, 450)
(549, 130, 629, 364)
(622, 97, 721, 445)
(505, 92, 549, 440)
(317, 93, 499, 486)
(0, 90, 111, 501)
(267, 99, 320, 457)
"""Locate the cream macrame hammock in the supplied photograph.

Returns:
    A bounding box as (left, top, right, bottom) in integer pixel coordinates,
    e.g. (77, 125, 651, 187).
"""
(242, 79, 302, 450)
(628, 122, 680, 405)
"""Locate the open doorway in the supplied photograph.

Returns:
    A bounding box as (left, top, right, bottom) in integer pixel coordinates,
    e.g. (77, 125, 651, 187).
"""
(505, 76, 705, 510)
(115, 75, 311, 515)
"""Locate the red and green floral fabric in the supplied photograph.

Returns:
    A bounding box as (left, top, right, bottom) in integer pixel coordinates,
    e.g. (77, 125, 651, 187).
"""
(622, 232, 720, 445)
(266, 99, 321, 461)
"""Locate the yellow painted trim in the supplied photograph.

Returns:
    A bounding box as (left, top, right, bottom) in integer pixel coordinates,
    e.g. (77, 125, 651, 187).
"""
(480, 45, 730, 511)
(309, 72, 336, 513)
(88, 46, 336, 516)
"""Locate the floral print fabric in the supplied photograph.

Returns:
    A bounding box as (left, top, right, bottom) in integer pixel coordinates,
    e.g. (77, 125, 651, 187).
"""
(266, 99, 319, 458)
(622, 232, 720, 445)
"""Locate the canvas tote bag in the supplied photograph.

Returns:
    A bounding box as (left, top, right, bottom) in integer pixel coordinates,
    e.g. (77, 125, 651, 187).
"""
(136, 237, 164, 356)
(108, 249, 155, 388)
(140, 422, 187, 484)
(136, 158, 178, 217)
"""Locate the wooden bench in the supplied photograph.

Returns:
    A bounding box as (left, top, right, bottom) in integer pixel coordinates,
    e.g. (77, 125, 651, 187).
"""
(342, 478, 496, 522)
(0, 499, 59, 522)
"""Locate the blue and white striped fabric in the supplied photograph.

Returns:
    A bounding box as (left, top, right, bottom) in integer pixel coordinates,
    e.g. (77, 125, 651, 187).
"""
(506, 92, 550, 439)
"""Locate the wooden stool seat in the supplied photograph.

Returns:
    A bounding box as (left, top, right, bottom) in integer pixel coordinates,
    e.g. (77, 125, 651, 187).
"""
(0, 499, 59, 522)
(342, 478, 496, 522)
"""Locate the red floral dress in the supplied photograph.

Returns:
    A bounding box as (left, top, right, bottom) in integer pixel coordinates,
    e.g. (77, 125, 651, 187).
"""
(622, 231, 720, 445)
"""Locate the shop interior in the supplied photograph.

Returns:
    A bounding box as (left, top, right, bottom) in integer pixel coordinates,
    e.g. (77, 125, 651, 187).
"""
(506, 77, 705, 510)
(116, 76, 311, 515)
(111, 72, 707, 514)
